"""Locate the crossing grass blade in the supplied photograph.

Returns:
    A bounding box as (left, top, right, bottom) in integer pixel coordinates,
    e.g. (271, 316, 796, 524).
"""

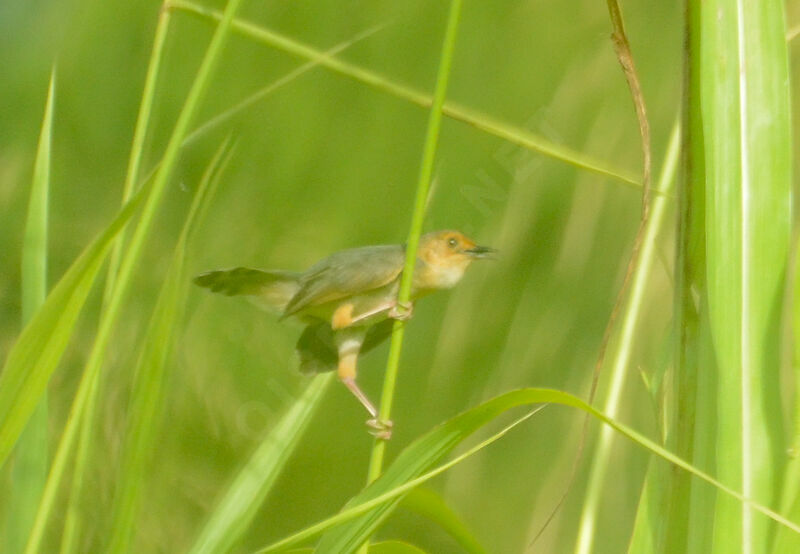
(4, 69, 55, 554)
(259, 389, 800, 553)
(167, 0, 641, 189)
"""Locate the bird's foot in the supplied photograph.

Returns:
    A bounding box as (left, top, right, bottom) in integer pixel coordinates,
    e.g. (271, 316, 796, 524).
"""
(388, 301, 414, 321)
(366, 417, 393, 440)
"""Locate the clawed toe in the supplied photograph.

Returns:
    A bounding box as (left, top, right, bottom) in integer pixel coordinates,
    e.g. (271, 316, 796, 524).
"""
(388, 301, 414, 321)
(366, 417, 393, 440)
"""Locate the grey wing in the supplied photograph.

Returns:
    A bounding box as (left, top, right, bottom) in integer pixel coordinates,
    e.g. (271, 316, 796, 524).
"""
(283, 245, 405, 316)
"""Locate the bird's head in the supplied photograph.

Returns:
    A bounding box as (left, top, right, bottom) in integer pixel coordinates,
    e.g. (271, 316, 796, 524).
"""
(414, 230, 495, 290)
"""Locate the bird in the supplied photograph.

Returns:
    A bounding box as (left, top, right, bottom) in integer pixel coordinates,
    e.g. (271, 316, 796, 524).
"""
(193, 230, 494, 439)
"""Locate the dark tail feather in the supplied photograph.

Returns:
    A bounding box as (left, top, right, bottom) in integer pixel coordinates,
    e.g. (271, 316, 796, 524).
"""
(193, 267, 300, 312)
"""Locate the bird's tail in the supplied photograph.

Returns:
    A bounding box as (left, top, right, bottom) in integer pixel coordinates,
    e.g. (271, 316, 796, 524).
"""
(193, 267, 301, 313)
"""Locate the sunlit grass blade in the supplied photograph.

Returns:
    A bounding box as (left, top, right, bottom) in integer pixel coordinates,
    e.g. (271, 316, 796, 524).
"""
(4, 69, 55, 554)
(0, 186, 144, 471)
(575, 120, 680, 553)
(167, 0, 641, 189)
(698, 1, 792, 552)
(189, 373, 334, 554)
(399, 488, 487, 554)
(106, 138, 234, 553)
(259, 388, 800, 553)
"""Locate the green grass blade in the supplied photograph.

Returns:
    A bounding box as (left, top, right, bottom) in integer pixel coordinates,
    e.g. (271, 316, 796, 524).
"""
(366, 0, 463, 488)
(0, 187, 144, 471)
(21, 76, 54, 324)
(168, 0, 641, 189)
(106, 139, 234, 553)
(189, 373, 334, 554)
(102, 8, 171, 302)
(4, 69, 55, 554)
(575, 120, 680, 553)
(699, 1, 792, 551)
(259, 388, 800, 553)
(54, 1, 245, 550)
(399, 488, 487, 554)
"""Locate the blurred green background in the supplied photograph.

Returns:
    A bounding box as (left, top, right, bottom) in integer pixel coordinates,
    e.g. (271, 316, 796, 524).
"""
(2, 0, 796, 552)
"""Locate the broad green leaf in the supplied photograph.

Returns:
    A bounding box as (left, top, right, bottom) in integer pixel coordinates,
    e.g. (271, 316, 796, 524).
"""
(5, 69, 55, 554)
(258, 389, 799, 553)
(107, 139, 234, 553)
(188, 373, 334, 554)
(699, 0, 791, 552)
(399, 489, 486, 554)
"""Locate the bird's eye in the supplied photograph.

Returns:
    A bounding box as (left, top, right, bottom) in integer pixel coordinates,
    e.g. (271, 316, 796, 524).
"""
(447, 238, 458, 248)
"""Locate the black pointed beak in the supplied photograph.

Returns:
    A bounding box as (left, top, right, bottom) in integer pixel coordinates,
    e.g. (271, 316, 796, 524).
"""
(465, 245, 497, 259)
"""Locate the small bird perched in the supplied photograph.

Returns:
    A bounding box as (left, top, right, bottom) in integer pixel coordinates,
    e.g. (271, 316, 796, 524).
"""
(194, 230, 494, 439)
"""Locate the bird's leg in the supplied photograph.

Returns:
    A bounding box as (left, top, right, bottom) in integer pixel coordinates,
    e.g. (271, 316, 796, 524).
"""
(334, 300, 414, 329)
(335, 328, 393, 439)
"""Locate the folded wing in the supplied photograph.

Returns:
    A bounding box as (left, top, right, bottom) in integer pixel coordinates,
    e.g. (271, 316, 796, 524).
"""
(283, 245, 405, 317)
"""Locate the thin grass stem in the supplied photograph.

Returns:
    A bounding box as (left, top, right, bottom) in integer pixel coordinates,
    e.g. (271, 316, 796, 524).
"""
(365, 0, 463, 485)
